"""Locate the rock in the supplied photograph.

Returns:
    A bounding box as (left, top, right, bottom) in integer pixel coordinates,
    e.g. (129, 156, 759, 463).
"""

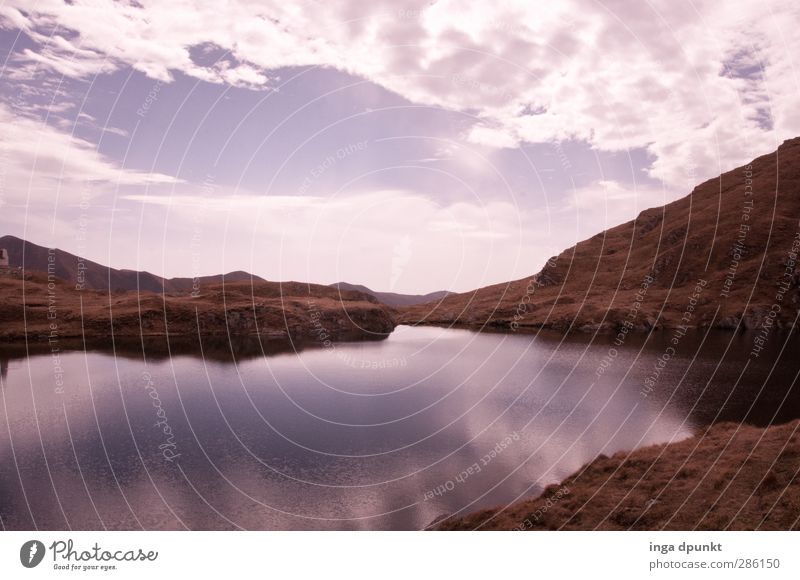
(717, 316, 740, 330)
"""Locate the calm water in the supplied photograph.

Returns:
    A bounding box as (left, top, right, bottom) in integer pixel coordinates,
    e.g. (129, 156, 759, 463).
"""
(1, 325, 799, 530)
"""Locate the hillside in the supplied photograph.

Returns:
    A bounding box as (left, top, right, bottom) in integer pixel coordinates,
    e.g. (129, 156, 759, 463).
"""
(435, 419, 800, 530)
(330, 281, 451, 307)
(400, 138, 800, 332)
(0, 271, 395, 343)
(0, 234, 265, 293)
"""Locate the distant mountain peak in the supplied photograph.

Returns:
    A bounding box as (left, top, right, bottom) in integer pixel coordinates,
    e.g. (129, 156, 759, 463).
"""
(0, 235, 265, 294)
(329, 281, 451, 308)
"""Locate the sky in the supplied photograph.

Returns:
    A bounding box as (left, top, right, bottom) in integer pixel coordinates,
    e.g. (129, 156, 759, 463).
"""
(0, 0, 798, 294)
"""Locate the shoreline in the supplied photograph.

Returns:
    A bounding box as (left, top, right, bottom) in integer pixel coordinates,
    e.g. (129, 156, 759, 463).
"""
(434, 419, 800, 531)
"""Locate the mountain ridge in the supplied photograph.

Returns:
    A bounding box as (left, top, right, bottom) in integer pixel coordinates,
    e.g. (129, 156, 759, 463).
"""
(329, 281, 451, 308)
(399, 137, 800, 332)
(0, 234, 265, 294)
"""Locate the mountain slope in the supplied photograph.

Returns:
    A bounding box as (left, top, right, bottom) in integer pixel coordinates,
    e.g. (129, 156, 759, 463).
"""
(400, 138, 800, 332)
(330, 281, 451, 308)
(0, 235, 264, 293)
(0, 271, 394, 342)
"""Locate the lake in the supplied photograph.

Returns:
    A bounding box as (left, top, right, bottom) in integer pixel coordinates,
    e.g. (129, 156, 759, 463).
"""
(1, 325, 798, 530)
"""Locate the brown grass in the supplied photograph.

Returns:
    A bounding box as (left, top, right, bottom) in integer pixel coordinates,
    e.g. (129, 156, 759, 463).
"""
(0, 272, 396, 342)
(435, 419, 800, 530)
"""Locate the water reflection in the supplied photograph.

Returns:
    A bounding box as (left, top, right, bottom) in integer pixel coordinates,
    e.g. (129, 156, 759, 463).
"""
(0, 326, 798, 530)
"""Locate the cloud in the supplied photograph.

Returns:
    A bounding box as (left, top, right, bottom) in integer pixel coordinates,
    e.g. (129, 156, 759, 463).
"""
(73, 112, 130, 138)
(0, 5, 30, 31)
(467, 124, 520, 149)
(0, 102, 179, 206)
(115, 189, 535, 293)
(1, 0, 797, 191)
(2, 0, 798, 292)
(566, 179, 669, 237)
(121, 193, 323, 210)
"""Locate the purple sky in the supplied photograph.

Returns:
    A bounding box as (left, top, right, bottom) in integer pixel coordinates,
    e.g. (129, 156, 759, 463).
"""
(0, 1, 797, 293)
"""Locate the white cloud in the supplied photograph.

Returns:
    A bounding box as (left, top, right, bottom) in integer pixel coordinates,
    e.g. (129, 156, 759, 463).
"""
(0, 103, 179, 206)
(115, 189, 535, 293)
(566, 179, 669, 238)
(2, 0, 799, 291)
(17, 45, 115, 79)
(467, 124, 520, 149)
(121, 193, 323, 210)
(1, 0, 797, 190)
(0, 5, 30, 31)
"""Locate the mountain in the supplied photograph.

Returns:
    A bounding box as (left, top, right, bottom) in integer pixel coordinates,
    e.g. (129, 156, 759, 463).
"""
(0, 234, 264, 293)
(0, 271, 394, 342)
(329, 281, 451, 308)
(399, 138, 800, 332)
(0, 236, 395, 344)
